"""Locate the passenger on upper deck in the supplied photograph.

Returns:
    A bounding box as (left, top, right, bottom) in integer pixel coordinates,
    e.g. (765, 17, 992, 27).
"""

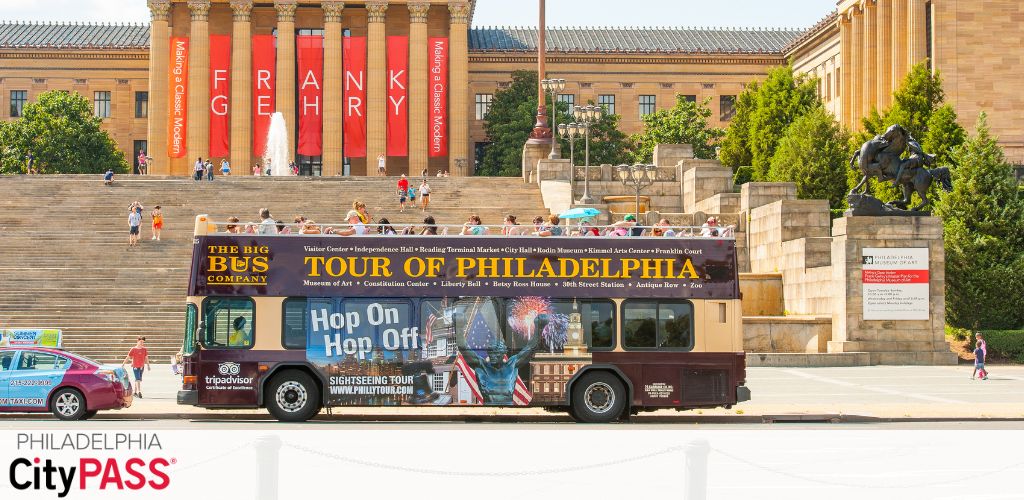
(536, 215, 563, 237)
(257, 208, 276, 235)
(460, 215, 486, 235)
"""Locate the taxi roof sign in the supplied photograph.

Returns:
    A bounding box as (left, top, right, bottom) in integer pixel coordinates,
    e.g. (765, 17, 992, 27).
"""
(0, 329, 62, 348)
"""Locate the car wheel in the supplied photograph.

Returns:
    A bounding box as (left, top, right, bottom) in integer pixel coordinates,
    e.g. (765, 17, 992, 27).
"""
(82, 410, 98, 420)
(570, 371, 627, 424)
(51, 388, 88, 421)
(265, 370, 321, 422)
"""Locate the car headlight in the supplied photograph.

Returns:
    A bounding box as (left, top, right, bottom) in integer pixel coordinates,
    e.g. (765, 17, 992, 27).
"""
(95, 369, 118, 383)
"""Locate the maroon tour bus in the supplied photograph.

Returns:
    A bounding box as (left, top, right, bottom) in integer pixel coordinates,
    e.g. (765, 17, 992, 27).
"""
(177, 216, 749, 422)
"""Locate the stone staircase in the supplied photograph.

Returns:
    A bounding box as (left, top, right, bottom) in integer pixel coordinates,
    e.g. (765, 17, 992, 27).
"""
(0, 175, 546, 362)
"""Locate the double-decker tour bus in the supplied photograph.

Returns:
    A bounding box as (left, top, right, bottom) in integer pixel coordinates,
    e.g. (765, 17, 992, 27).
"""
(177, 216, 749, 422)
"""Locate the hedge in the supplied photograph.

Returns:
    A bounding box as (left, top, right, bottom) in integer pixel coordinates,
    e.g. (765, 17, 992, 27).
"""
(978, 330, 1024, 363)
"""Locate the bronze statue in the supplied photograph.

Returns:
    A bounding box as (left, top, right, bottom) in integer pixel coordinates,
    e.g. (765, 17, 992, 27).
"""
(848, 124, 952, 213)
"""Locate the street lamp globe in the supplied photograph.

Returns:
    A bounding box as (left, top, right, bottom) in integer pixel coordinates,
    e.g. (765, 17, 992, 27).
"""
(557, 123, 568, 138)
(555, 78, 566, 92)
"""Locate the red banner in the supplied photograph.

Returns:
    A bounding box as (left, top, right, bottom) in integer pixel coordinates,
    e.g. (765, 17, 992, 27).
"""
(252, 35, 276, 157)
(386, 36, 409, 157)
(297, 35, 324, 156)
(343, 37, 367, 158)
(209, 35, 231, 158)
(428, 37, 448, 157)
(168, 37, 189, 158)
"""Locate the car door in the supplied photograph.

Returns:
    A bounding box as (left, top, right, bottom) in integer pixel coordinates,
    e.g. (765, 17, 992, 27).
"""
(7, 351, 67, 410)
(0, 351, 18, 407)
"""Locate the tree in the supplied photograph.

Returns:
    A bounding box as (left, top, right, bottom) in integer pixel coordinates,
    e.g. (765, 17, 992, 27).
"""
(0, 90, 128, 174)
(629, 95, 724, 163)
(718, 83, 757, 170)
(767, 106, 852, 210)
(477, 70, 631, 176)
(719, 66, 819, 180)
(922, 104, 966, 167)
(934, 113, 1024, 330)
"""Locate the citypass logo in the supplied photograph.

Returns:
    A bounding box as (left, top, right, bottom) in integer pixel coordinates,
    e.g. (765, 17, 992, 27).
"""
(8, 433, 173, 498)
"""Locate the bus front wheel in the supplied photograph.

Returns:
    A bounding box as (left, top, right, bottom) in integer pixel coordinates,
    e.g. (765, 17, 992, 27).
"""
(265, 370, 321, 422)
(570, 372, 627, 424)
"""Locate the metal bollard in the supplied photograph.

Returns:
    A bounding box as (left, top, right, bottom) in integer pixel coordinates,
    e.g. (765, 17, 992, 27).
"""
(684, 439, 711, 500)
(254, 434, 282, 500)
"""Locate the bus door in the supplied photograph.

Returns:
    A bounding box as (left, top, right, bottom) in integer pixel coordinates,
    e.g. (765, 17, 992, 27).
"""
(197, 298, 260, 406)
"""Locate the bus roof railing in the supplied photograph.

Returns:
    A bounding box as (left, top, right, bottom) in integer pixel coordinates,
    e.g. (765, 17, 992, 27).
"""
(193, 215, 737, 239)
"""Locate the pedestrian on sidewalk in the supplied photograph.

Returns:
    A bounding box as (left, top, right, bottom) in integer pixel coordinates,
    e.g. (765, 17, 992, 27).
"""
(128, 205, 142, 248)
(377, 154, 387, 176)
(151, 205, 163, 241)
(397, 174, 410, 212)
(121, 336, 151, 398)
(973, 341, 988, 380)
(221, 158, 231, 176)
(975, 333, 989, 379)
(205, 159, 214, 181)
(103, 168, 115, 186)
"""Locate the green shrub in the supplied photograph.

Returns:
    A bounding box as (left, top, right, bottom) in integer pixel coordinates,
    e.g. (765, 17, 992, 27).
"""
(733, 166, 754, 187)
(945, 324, 972, 341)
(829, 208, 846, 220)
(979, 330, 1024, 363)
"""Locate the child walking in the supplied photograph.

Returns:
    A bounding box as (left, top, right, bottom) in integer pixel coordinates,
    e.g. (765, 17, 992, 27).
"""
(972, 341, 988, 380)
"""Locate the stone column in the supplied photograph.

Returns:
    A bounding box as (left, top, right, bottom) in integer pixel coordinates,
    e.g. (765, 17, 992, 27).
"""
(229, 0, 253, 171)
(275, 0, 298, 154)
(862, 0, 877, 118)
(839, 14, 853, 130)
(366, 1, 388, 170)
(876, 0, 892, 110)
(322, 1, 345, 176)
(907, 0, 927, 66)
(147, 0, 171, 175)
(891, 0, 908, 90)
(850, 7, 863, 129)
(448, 2, 471, 176)
(408, 2, 430, 176)
(187, 0, 211, 162)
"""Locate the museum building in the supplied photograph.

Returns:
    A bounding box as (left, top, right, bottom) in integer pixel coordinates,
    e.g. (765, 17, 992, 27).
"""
(0, 0, 1020, 176)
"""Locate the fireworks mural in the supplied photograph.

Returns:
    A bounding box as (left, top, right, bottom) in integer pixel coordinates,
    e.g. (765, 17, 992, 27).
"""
(507, 297, 569, 352)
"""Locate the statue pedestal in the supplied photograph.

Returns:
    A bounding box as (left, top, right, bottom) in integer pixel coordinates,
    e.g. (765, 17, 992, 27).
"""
(828, 216, 957, 365)
(522, 142, 551, 184)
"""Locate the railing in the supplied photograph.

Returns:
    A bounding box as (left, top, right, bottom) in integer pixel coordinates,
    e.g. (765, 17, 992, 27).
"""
(195, 215, 736, 239)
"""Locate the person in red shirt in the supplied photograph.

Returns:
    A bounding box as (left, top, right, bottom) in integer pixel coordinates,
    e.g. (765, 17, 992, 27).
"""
(121, 336, 151, 398)
(397, 174, 410, 213)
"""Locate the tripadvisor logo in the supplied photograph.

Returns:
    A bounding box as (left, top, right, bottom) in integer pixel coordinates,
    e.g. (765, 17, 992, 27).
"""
(204, 244, 269, 286)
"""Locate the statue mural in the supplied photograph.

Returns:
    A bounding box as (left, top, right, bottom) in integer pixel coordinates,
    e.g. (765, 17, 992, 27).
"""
(848, 124, 953, 214)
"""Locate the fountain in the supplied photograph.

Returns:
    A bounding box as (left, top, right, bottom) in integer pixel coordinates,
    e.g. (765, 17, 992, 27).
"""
(262, 112, 293, 177)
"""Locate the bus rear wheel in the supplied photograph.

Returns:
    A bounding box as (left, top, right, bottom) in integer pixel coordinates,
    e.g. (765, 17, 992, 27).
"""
(570, 372, 627, 424)
(265, 370, 321, 422)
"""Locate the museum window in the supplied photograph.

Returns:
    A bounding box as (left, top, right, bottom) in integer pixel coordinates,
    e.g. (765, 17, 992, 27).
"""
(720, 95, 737, 121)
(835, 68, 841, 96)
(622, 300, 694, 351)
(681, 95, 697, 103)
(557, 93, 575, 116)
(135, 91, 149, 118)
(639, 95, 656, 117)
(475, 93, 493, 120)
(282, 298, 308, 350)
(202, 297, 255, 349)
(598, 94, 615, 115)
(826, 73, 832, 101)
(94, 91, 111, 118)
(925, 1, 933, 70)
(10, 90, 27, 118)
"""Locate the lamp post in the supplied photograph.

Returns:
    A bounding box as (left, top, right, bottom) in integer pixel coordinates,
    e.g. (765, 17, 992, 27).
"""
(572, 104, 603, 204)
(616, 163, 658, 226)
(541, 78, 566, 159)
(558, 122, 580, 197)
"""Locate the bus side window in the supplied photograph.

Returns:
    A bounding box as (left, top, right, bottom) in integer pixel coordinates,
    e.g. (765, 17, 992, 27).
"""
(582, 301, 615, 351)
(203, 297, 255, 349)
(282, 298, 308, 349)
(622, 300, 694, 351)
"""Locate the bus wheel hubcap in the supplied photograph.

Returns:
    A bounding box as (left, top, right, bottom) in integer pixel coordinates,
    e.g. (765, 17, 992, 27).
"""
(584, 383, 614, 414)
(276, 382, 307, 412)
(56, 394, 80, 416)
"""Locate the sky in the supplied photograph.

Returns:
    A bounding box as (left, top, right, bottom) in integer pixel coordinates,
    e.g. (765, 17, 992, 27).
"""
(1, 0, 836, 29)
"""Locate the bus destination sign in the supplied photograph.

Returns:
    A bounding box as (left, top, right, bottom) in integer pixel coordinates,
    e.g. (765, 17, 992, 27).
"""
(188, 235, 739, 300)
